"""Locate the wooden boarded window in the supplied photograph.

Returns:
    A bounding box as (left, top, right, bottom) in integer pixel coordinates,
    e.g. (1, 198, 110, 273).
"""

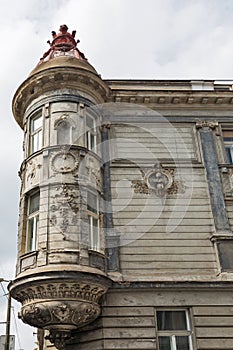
(156, 310, 193, 350)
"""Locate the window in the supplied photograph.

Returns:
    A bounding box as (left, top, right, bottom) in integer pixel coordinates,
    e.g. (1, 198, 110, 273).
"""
(57, 120, 73, 145)
(86, 115, 97, 152)
(26, 191, 40, 252)
(223, 130, 233, 164)
(156, 310, 193, 350)
(87, 191, 100, 251)
(29, 114, 43, 154)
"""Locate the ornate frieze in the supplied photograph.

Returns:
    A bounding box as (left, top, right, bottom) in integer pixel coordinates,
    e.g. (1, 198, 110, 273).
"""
(78, 154, 102, 189)
(19, 300, 100, 329)
(131, 164, 185, 198)
(15, 281, 106, 304)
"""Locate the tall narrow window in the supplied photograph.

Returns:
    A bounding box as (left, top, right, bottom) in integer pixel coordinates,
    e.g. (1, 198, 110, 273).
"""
(26, 191, 40, 252)
(156, 310, 193, 350)
(57, 120, 72, 145)
(86, 115, 97, 152)
(30, 114, 42, 154)
(87, 191, 100, 251)
(223, 130, 233, 164)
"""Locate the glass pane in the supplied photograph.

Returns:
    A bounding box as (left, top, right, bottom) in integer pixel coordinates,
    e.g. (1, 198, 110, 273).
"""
(92, 218, 99, 250)
(158, 337, 171, 350)
(176, 336, 189, 350)
(27, 215, 38, 251)
(91, 134, 96, 151)
(57, 121, 72, 144)
(38, 129, 42, 150)
(28, 192, 40, 214)
(157, 311, 187, 330)
(27, 218, 34, 251)
(225, 146, 233, 164)
(31, 134, 36, 153)
(224, 137, 233, 142)
(31, 130, 42, 153)
(88, 216, 100, 251)
(31, 115, 42, 131)
(87, 192, 98, 214)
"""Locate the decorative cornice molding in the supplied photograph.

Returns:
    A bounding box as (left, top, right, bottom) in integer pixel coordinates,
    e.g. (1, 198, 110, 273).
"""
(13, 68, 110, 128)
(108, 92, 233, 107)
(15, 281, 106, 305)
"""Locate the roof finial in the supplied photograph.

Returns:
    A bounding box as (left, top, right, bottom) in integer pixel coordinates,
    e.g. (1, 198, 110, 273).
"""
(39, 24, 87, 63)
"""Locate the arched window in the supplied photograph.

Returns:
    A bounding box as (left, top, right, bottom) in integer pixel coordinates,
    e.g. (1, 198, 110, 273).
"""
(57, 120, 73, 145)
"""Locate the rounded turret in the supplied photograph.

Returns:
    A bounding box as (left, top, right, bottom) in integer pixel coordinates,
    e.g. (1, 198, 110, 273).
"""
(9, 25, 111, 349)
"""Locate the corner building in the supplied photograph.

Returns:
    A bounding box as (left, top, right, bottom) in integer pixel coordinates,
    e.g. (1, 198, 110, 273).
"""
(9, 25, 233, 350)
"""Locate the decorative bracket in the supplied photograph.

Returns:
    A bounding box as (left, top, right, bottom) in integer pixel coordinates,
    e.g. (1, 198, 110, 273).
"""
(196, 120, 219, 130)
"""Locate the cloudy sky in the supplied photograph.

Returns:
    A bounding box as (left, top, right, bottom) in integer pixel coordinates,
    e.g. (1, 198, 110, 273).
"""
(1, 0, 233, 348)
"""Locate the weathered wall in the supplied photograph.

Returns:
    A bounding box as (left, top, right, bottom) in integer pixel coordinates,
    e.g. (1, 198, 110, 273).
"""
(66, 287, 233, 350)
(109, 122, 218, 280)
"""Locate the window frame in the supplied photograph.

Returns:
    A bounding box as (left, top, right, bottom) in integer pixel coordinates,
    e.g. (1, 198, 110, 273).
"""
(87, 190, 100, 251)
(29, 112, 43, 155)
(155, 309, 193, 350)
(26, 190, 40, 253)
(222, 130, 233, 164)
(85, 114, 97, 152)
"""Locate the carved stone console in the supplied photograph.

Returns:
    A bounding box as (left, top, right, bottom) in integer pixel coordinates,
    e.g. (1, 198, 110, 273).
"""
(9, 272, 111, 350)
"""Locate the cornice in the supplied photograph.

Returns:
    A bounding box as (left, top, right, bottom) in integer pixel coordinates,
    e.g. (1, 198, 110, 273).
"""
(12, 66, 110, 128)
(111, 280, 233, 290)
(106, 90, 233, 107)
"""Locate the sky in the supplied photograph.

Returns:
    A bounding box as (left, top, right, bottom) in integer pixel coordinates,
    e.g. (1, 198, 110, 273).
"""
(1, 0, 233, 349)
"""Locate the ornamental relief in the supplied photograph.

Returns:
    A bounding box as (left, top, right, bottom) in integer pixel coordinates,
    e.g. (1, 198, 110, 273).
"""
(14, 280, 108, 344)
(196, 120, 219, 130)
(49, 184, 79, 240)
(19, 300, 100, 330)
(25, 159, 42, 188)
(15, 281, 107, 304)
(131, 163, 185, 198)
(52, 303, 73, 322)
(50, 148, 79, 175)
(16, 283, 107, 304)
(79, 155, 102, 189)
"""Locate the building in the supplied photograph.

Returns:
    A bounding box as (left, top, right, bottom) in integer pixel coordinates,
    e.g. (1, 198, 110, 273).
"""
(9, 24, 233, 350)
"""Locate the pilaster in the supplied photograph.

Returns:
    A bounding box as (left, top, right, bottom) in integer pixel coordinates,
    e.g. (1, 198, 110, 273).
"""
(196, 121, 233, 272)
